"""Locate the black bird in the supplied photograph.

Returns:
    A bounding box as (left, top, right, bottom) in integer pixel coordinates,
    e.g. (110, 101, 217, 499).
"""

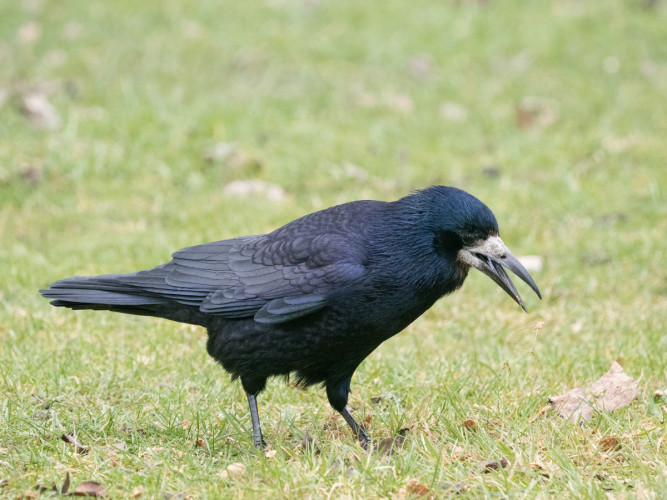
(40, 186, 541, 448)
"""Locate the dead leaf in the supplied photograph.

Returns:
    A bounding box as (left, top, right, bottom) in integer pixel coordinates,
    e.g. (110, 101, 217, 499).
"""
(548, 362, 638, 423)
(463, 418, 477, 431)
(62, 433, 88, 454)
(264, 449, 277, 459)
(73, 481, 106, 497)
(598, 435, 622, 452)
(529, 405, 551, 423)
(481, 459, 509, 473)
(528, 462, 550, 477)
(21, 92, 61, 129)
(130, 485, 142, 498)
(402, 478, 433, 499)
(181, 420, 190, 429)
(516, 96, 558, 130)
(62, 472, 71, 495)
(220, 462, 246, 479)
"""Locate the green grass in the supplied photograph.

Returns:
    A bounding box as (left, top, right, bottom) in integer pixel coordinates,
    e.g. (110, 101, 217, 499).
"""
(1, 0, 666, 497)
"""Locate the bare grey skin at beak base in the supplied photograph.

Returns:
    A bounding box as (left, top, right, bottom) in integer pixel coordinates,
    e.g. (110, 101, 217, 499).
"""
(458, 235, 542, 311)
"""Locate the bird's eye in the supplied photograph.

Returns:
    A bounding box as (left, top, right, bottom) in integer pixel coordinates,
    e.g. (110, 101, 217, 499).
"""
(461, 235, 478, 247)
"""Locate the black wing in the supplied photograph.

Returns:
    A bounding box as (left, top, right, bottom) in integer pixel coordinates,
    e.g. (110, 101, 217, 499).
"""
(169, 232, 368, 323)
(42, 201, 381, 324)
(44, 232, 368, 324)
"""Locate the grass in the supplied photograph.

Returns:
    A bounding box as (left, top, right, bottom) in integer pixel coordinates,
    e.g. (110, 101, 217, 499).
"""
(1, 0, 666, 497)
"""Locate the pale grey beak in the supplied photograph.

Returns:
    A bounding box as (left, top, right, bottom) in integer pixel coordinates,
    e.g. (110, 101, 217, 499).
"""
(459, 236, 542, 311)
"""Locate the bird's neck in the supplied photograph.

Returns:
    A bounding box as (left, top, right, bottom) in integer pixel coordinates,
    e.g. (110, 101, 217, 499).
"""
(369, 201, 469, 295)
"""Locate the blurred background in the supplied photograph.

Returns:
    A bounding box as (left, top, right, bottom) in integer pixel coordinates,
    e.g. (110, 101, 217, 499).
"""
(1, 0, 666, 497)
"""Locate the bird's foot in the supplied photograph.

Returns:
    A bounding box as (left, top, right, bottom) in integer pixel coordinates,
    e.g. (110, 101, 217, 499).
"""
(253, 437, 268, 450)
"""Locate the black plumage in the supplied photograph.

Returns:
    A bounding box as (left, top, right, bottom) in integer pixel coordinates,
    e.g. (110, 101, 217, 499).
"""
(40, 186, 541, 448)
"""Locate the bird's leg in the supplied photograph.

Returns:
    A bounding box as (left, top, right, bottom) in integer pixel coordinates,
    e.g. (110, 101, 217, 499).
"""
(327, 377, 370, 449)
(245, 391, 267, 449)
(339, 406, 370, 449)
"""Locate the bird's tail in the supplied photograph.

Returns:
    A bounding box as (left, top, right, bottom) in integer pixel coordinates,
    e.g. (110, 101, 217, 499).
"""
(39, 268, 207, 326)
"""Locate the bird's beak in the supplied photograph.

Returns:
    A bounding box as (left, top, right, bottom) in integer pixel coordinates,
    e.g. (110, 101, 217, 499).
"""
(458, 235, 541, 311)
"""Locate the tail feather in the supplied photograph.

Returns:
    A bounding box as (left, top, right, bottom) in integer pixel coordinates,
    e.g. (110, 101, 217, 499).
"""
(40, 275, 167, 307)
(40, 273, 209, 326)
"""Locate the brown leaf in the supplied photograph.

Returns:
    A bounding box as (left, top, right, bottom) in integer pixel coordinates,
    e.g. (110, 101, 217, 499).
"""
(528, 462, 551, 477)
(62, 472, 71, 495)
(598, 435, 622, 452)
(225, 463, 246, 479)
(196, 438, 206, 448)
(516, 96, 558, 130)
(130, 486, 142, 498)
(529, 405, 551, 423)
(463, 418, 477, 431)
(548, 362, 638, 423)
(405, 478, 433, 499)
(73, 481, 106, 497)
(481, 459, 509, 473)
(62, 433, 88, 454)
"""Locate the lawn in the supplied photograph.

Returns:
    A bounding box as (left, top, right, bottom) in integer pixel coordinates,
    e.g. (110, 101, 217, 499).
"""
(1, 0, 666, 497)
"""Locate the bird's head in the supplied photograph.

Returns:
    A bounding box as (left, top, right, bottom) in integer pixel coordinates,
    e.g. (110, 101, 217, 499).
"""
(418, 186, 542, 311)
